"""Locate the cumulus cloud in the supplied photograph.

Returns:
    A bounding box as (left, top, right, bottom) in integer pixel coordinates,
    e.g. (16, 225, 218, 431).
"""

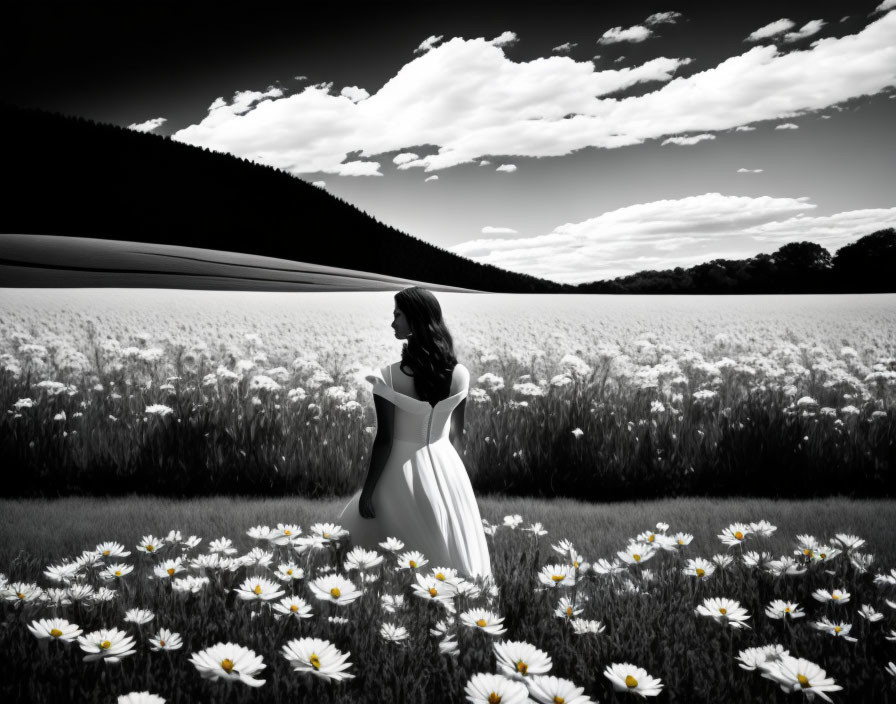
(599, 25, 653, 44)
(775, 122, 800, 130)
(415, 35, 444, 54)
(552, 42, 577, 53)
(661, 133, 715, 146)
(294, 75, 307, 81)
(311, 180, 326, 188)
(482, 226, 518, 234)
(448, 193, 896, 284)
(646, 11, 683, 26)
(479, 160, 491, 166)
(340, 86, 370, 102)
(783, 19, 826, 43)
(614, 56, 627, 63)
(873, 0, 896, 13)
(490, 31, 518, 47)
(393, 152, 419, 165)
(171, 13, 896, 177)
(424, 175, 439, 182)
(496, 164, 517, 172)
(128, 117, 167, 133)
(737, 168, 764, 173)
(734, 125, 756, 131)
(746, 18, 795, 42)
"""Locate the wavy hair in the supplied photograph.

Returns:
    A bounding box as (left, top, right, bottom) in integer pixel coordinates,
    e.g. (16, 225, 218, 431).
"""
(394, 287, 458, 405)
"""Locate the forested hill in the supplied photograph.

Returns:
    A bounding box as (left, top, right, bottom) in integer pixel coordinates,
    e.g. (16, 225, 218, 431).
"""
(0, 103, 563, 293)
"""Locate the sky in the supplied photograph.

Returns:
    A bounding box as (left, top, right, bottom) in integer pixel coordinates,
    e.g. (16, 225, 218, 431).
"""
(5, 0, 896, 284)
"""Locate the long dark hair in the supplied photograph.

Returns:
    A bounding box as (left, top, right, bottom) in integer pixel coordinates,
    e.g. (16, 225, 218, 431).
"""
(394, 287, 458, 405)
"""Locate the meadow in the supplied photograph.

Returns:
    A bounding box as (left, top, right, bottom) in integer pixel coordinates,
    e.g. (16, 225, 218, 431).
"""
(2, 495, 896, 703)
(1, 290, 894, 500)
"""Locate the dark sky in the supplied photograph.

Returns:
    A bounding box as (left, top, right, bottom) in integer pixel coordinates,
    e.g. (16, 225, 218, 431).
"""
(5, 0, 895, 282)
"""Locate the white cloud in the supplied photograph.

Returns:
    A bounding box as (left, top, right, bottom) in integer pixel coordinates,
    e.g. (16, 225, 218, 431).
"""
(784, 19, 826, 43)
(340, 86, 370, 102)
(171, 13, 896, 176)
(661, 133, 715, 146)
(479, 160, 491, 166)
(775, 122, 800, 130)
(294, 75, 307, 81)
(415, 35, 444, 54)
(873, 0, 896, 13)
(737, 168, 764, 173)
(745, 207, 896, 248)
(734, 125, 756, 132)
(599, 25, 653, 44)
(482, 226, 518, 234)
(393, 152, 419, 165)
(336, 161, 382, 176)
(311, 180, 326, 188)
(614, 56, 627, 63)
(746, 18, 795, 42)
(128, 117, 167, 133)
(496, 164, 517, 172)
(645, 11, 683, 26)
(552, 42, 577, 53)
(424, 175, 439, 182)
(225, 87, 284, 115)
(490, 31, 518, 47)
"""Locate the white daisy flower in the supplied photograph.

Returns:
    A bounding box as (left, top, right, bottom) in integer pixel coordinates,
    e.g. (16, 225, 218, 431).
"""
(189, 642, 266, 687)
(695, 597, 751, 629)
(78, 627, 136, 663)
(308, 574, 362, 606)
(147, 628, 183, 651)
(380, 622, 410, 643)
(379, 537, 405, 552)
(604, 662, 663, 697)
(760, 654, 843, 701)
(494, 639, 552, 680)
(123, 608, 154, 625)
(234, 577, 285, 602)
(272, 596, 313, 620)
(464, 672, 530, 704)
(460, 609, 507, 635)
(281, 637, 355, 681)
(27, 618, 83, 642)
(765, 600, 805, 620)
(527, 674, 594, 704)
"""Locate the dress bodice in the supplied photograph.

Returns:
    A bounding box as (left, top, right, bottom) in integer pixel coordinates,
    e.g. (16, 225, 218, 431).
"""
(365, 364, 469, 447)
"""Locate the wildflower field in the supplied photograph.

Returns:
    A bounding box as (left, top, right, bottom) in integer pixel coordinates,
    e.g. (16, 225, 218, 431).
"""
(3, 495, 896, 703)
(1, 290, 894, 500)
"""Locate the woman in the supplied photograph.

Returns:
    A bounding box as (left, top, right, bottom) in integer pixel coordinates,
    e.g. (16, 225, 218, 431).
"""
(337, 287, 493, 580)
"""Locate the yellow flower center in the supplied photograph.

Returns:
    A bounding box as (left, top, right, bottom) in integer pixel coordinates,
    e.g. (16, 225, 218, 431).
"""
(409, 561, 417, 569)
(221, 658, 234, 673)
(648, 535, 655, 542)
(834, 626, 842, 634)
(429, 588, 438, 597)
(115, 571, 122, 577)
(678, 539, 684, 544)
(625, 675, 638, 688)
(820, 553, 826, 559)
(100, 640, 111, 650)
(734, 531, 743, 540)
(284, 530, 291, 535)
(50, 628, 63, 638)
(322, 533, 330, 539)
(146, 545, 154, 552)
(103, 550, 110, 556)
(253, 584, 262, 595)
(488, 694, 501, 704)
(436, 572, 445, 580)
(287, 569, 293, 575)
(16, 592, 25, 600)
(159, 640, 166, 646)
(798, 674, 810, 688)
(804, 549, 812, 556)
(310, 653, 321, 670)
(554, 698, 566, 704)
(719, 608, 727, 615)
(290, 604, 299, 612)
(696, 568, 705, 578)
(566, 606, 573, 617)
(477, 619, 488, 627)
(573, 561, 579, 569)
(331, 587, 341, 598)
(516, 660, 528, 675)
(784, 607, 791, 613)
(832, 594, 840, 600)
(633, 554, 641, 562)
(552, 574, 565, 582)
(167, 568, 175, 576)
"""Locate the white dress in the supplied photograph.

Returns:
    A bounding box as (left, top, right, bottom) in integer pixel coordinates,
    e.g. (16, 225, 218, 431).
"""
(337, 363, 493, 580)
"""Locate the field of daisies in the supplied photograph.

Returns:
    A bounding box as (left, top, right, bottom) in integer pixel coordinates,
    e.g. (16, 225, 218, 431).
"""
(1, 290, 894, 500)
(4, 509, 896, 703)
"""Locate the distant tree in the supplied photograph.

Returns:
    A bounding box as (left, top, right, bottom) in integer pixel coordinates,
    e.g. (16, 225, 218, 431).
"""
(833, 228, 896, 293)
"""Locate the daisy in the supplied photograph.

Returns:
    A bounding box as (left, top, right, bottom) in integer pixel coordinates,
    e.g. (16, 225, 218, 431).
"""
(76, 551, 104, 570)
(742, 551, 774, 570)
(749, 520, 777, 538)
(164, 530, 183, 545)
(308, 574, 362, 606)
(308, 522, 348, 541)
(43, 588, 73, 608)
(555, 596, 584, 620)
(430, 566, 460, 583)
(66, 584, 95, 603)
(874, 569, 896, 587)
(183, 535, 203, 550)
(117, 693, 166, 704)
(439, 636, 459, 656)
(452, 579, 482, 600)
(718, 523, 751, 547)
(246, 525, 275, 542)
(494, 640, 552, 680)
(4, 581, 43, 604)
(858, 604, 883, 622)
(328, 615, 349, 625)
(682, 558, 715, 580)
(136, 536, 164, 554)
(571, 619, 605, 635)
(523, 522, 548, 537)
(885, 630, 896, 642)
(270, 523, 302, 546)
(100, 563, 134, 581)
(712, 554, 734, 569)
(189, 642, 266, 687)
(380, 622, 410, 643)
(123, 609, 154, 625)
(673, 532, 693, 548)
(379, 537, 405, 552)
(430, 618, 452, 638)
(849, 553, 874, 573)
(239, 547, 273, 569)
(695, 597, 751, 629)
(813, 617, 858, 642)
(281, 637, 355, 681)
(460, 609, 507, 635)
(96, 542, 131, 559)
(172, 576, 210, 594)
(617, 543, 655, 566)
(344, 547, 383, 571)
(464, 672, 530, 704)
(810, 546, 841, 563)
(153, 559, 185, 579)
(832, 533, 865, 552)
(527, 675, 594, 704)
(78, 627, 137, 663)
(396, 550, 428, 570)
(591, 558, 625, 576)
(148, 628, 183, 651)
(235, 577, 285, 602)
(43, 561, 80, 584)
(272, 595, 313, 620)
(765, 600, 805, 620)
(503, 515, 523, 529)
(411, 574, 457, 611)
(275, 563, 305, 582)
(760, 655, 843, 702)
(208, 538, 238, 555)
(737, 645, 790, 671)
(812, 588, 850, 605)
(604, 662, 664, 698)
(93, 587, 118, 603)
(765, 556, 807, 577)
(538, 564, 576, 588)
(27, 618, 83, 642)
(381, 593, 405, 613)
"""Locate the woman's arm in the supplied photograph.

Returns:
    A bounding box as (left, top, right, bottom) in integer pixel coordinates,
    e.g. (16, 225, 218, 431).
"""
(449, 398, 467, 458)
(359, 394, 394, 518)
